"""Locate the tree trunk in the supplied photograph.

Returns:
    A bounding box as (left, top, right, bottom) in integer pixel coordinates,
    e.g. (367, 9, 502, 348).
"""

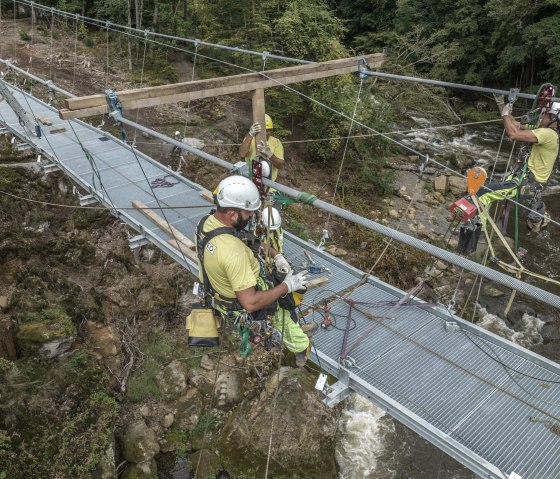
(0, 317, 18, 360)
(127, 0, 133, 70)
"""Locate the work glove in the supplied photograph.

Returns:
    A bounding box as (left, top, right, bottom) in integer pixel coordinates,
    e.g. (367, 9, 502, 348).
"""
(257, 140, 273, 160)
(493, 93, 505, 110)
(283, 270, 310, 293)
(501, 103, 513, 117)
(248, 122, 262, 137)
(274, 254, 292, 274)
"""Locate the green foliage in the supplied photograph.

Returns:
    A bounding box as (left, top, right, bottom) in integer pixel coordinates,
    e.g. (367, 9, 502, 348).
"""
(126, 328, 174, 402)
(192, 412, 216, 437)
(19, 30, 31, 41)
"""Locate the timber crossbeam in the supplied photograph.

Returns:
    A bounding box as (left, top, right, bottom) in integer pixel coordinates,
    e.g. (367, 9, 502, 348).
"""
(59, 53, 384, 119)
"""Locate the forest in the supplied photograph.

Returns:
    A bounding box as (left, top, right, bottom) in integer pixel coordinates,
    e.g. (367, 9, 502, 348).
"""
(13, 0, 558, 198)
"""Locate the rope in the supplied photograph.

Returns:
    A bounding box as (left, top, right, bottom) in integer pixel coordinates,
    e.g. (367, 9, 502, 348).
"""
(325, 77, 364, 230)
(0, 188, 209, 210)
(264, 311, 286, 479)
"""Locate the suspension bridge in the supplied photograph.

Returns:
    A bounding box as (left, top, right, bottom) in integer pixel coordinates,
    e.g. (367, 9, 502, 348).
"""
(1, 3, 560, 478)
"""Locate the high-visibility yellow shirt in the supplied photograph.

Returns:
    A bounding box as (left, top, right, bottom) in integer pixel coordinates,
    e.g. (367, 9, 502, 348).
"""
(196, 215, 260, 299)
(529, 128, 559, 183)
(246, 136, 284, 181)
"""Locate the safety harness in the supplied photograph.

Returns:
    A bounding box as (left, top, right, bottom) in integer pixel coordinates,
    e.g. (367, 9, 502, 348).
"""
(195, 214, 278, 356)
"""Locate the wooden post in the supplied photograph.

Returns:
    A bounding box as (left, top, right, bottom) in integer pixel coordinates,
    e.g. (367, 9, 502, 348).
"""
(252, 88, 266, 148)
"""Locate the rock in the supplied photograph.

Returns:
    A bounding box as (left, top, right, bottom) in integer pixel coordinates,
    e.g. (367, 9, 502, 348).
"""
(118, 420, 160, 464)
(408, 224, 416, 232)
(139, 405, 151, 418)
(189, 449, 222, 479)
(450, 152, 474, 170)
(182, 137, 205, 149)
(448, 176, 468, 196)
(218, 367, 338, 478)
(540, 324, 560, 342)
(160, 430, 191, 453)
(434, 175, 447, 194)
(214, 371, 243, 410)
(188, 367, 215, 397)
(432, 191, 445, 203)
(175, 388, 205, 430)
(16, 319, 76, 356)
(162, 413, 175, 429)
(435, 261, 447, 270)
(93, 434, 117, 479)
(200, 354, 214, 371)
(448, 239, 459, 249)
(121, 459, 157, 479)
(388, 209, 399, 219)
(39, 338, 75, 359)
(325, 246, 347, 257)
(416, 141, 427, 152)
(0, 296, 7, 309)
(85, 321, 119, 357)
(483, 285, 505, 297)
(156, 360, 189, 401)
(408, 155, 421, 162)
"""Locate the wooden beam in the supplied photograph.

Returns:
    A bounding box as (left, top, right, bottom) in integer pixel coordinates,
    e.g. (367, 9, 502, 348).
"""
(132, 199, 196, 250)
(252, 88, 266, 147)
(60, 53, 384, 119)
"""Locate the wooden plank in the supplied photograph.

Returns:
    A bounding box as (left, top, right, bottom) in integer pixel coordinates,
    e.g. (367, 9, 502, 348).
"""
(307, 276, 329, 289)
(60, 53, 384, 118)
(253, 88, 266, 146)
(166, 239, 198, 262)
(200, 190, 214, 203)
(132, 200, 195, 250)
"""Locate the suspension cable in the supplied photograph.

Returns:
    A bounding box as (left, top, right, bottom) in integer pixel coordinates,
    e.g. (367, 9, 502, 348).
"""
(325, 76, 364, 230)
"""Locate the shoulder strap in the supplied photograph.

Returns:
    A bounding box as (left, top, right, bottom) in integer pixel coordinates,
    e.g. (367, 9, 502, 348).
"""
(196, 215, 240, 307)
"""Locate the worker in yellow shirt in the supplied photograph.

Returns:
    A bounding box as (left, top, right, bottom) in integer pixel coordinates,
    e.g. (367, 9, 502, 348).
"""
(195, 175, 313, 366)
(239, 114, 284, 182)
(473, 98, 559, 232)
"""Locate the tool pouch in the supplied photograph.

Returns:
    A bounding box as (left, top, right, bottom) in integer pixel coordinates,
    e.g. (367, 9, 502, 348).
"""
(186, 303, 221, 347)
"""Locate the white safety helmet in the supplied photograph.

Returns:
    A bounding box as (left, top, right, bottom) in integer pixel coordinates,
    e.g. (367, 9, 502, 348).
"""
(261, 160, 271, 178)
(215, 175, 261, 211)
(548, 102, 560, 117)
(261, 207, 282, 230)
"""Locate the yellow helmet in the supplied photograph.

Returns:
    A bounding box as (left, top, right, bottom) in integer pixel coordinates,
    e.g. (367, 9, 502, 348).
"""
(265, 114, 273, 129)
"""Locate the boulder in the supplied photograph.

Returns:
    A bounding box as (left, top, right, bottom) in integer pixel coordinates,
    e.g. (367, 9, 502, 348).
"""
(121, 459, 157, 479)
(190, 449, 222, 479)
(448, 176, 468, 196)
(434, 175, 447, 194)
(92, 434, 117, 479)
(16, 319, 76, 356)
(217, 367, 338, 478)
(156, 360, 189, 401)
(175, 388, 205, 431)
(39, 338, 75, 359)
(118, 420, 160, 464)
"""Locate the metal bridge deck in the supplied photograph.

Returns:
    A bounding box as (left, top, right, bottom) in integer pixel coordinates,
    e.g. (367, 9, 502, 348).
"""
(1, 84, 559, 479)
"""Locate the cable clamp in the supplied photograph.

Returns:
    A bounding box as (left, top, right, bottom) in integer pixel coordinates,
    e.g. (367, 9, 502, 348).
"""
(194, 39, 201, 49)
(358, 56, 370, 80)
(262, 51, 269, 62)
(419, 154, 429, 177)
(508, 88, 519, 104)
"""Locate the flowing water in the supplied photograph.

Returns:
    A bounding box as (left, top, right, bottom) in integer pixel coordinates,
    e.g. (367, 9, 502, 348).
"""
(337, 120, 560, 478)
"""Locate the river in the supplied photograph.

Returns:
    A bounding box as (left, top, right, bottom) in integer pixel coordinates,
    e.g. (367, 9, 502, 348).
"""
(337, 120, 560, 479)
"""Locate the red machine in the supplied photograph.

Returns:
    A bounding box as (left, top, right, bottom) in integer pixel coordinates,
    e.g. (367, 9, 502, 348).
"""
(449, 198, 477, 222)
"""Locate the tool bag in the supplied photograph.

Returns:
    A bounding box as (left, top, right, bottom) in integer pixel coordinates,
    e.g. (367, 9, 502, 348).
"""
(185, 302, 221, 347)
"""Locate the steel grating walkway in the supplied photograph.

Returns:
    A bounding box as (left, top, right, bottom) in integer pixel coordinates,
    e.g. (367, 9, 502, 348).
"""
(1, 83, 559, 479)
